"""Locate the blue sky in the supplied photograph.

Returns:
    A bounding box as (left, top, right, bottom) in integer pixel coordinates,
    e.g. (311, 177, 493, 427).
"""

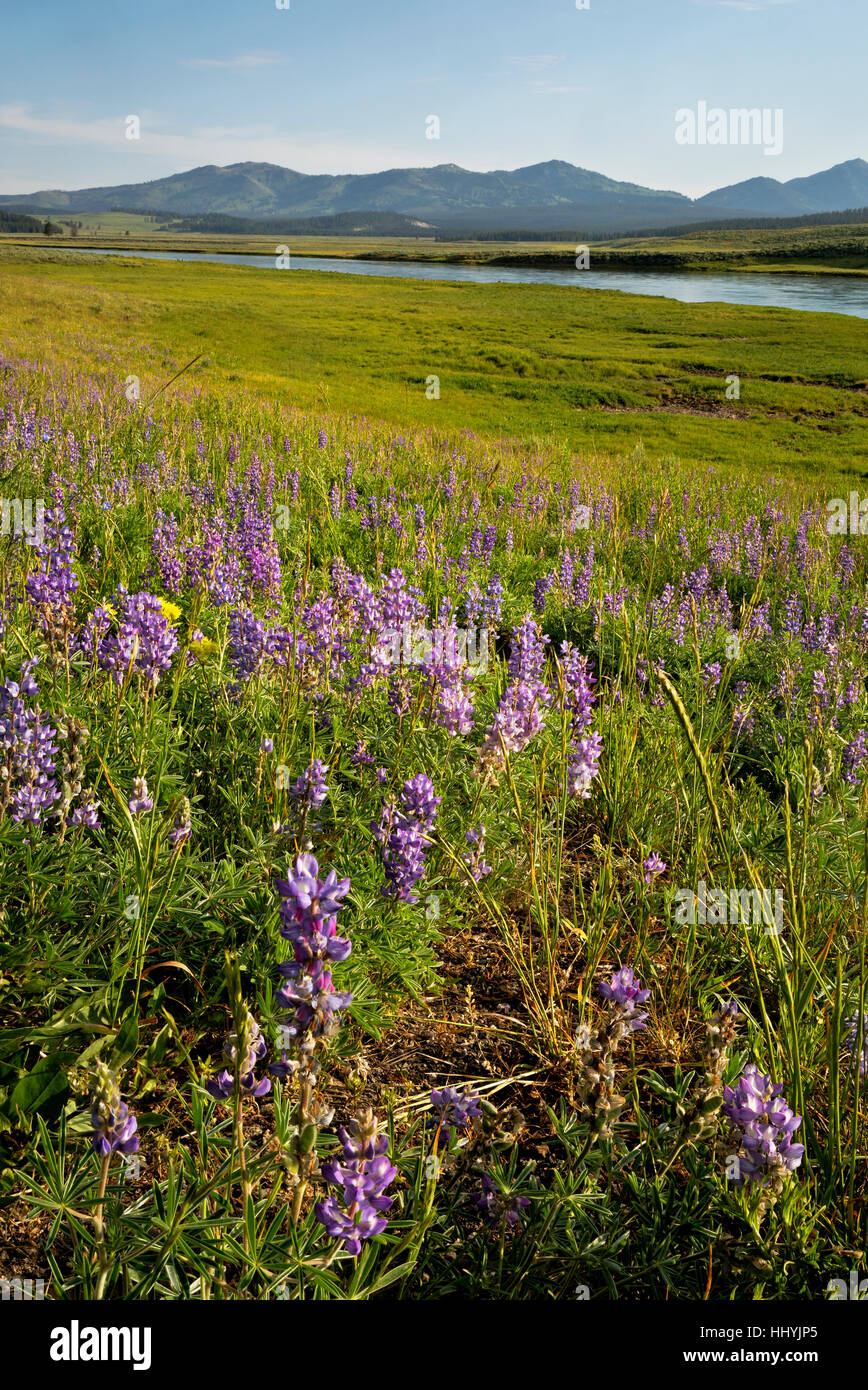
(0, 0, 863, 196)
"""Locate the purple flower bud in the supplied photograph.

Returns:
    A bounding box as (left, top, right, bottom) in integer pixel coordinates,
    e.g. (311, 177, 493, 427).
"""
(128, 777, 153, 816)
(843, 1013, 868, 1079)
(90, 1062, 139, 1157)
(206, 1015, 271, 1101)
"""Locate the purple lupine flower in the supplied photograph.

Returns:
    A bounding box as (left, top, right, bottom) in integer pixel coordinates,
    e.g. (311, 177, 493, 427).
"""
(400, 773, 441, 828)
(67, 796, 101, 829)
(722, 1063, 804, 1186)
(225, 605, 294, 685)
(811, 667, 830, 719)
(373, 803, 429, 903)
(168, 798, 191, 848)
(474, 1172, 499, 1219)
(372, 775, 440, 903)
(90, 1062, 139, 1157)
(423, 626, 475, 737)
(0, 663, 61, 827)
(534, 572, 556, 615)
(576, 962, 652, 1139)
(566, 730, 603, 799)
(388, 671, 413, 718)
(843, 1013, 868, 1079)
(482, 678, 550, 762)
(76, 606, 112, 664)
(438, 680, 476, 737)
(598, 966, 650, 1031)
(464, 824, 492, 881)
(473, 1173, 530, 1228)
(643, 851, 666, 885)
(315, 1110, 396, 1256)
(25, 504, 79, 622)
(428, 1087, 482, 1143)
(506, 614, 550, 688)
(149, 510, 184, 594)
(559, 549, 575, 597)
(559, 644, 603, 798)
(96, 591, 179, 688)
(11, 719, 60, 825)
(206, 1014, 271, 1100)
(275, 852, 351, 924)
(560, 645, 597, 734)
(463, 581, 483, 628)
(227, 607, 270, 681)
(288, 759, 330, 812)
(842, 731, 868, 785)
(702, 661, 722, 691)
(270, 855, 352, 1076)
(127, 777, 153, 816)
(260, 737, 274, 755)
(380, 567, 426, 630)
(483, 574, 504, 625)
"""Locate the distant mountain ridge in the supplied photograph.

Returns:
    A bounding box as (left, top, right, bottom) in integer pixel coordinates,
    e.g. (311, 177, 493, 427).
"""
(695, 159, 868, 216)
(2, 158, 866, 233)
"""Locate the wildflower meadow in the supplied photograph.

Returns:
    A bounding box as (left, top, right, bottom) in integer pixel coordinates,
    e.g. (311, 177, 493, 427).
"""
(0, 348, 866, 1324)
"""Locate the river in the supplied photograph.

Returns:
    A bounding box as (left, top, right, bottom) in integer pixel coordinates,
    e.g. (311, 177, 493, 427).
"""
(57, 245, 868, 319)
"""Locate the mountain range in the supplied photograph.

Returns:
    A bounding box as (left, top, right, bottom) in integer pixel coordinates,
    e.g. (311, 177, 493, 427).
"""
(2, 158, 866, 233)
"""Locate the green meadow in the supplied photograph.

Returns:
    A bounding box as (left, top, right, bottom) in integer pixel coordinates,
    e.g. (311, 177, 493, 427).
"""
(8, 218, 868, 273)
(3, 223, 868, 1308)
(1, 243, 866, 478)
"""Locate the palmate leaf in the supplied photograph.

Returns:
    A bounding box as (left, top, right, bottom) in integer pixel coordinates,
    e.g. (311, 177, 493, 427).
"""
(5, 1051, 76, 1126)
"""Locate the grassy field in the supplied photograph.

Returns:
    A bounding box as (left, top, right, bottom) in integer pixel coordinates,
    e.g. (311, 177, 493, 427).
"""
(1, 337, 867, 1302)
(5, 218, 868, 274)
(1, 244, 866, 477)
(1, 246, 868, 1305)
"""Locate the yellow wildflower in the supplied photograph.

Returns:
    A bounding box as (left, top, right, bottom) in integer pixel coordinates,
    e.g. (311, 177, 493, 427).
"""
(190, 636, 219, 660)
(158, 598, 183, 625)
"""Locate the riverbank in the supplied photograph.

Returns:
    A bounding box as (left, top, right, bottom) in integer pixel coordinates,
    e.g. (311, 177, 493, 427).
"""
(3, 220, 867, 276)
(4, 241, 867, 319)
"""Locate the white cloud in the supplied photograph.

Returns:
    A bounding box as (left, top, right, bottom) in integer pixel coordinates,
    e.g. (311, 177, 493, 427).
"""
(505, 55, 563, 73)
(0, 106, 135, 151)
(181, 51, 282, 70)
(502, 57, 583, 95)
(0, 104, 434, 182)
